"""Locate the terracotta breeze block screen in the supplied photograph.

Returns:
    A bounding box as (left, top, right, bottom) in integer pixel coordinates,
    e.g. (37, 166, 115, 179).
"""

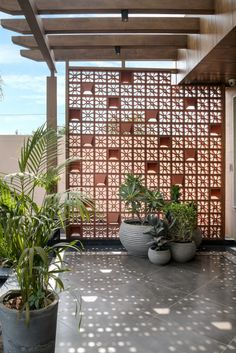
(67, 68, 225, 240)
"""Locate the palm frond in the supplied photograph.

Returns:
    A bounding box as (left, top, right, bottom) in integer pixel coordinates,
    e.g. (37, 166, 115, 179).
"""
(18, 125, 62, 176)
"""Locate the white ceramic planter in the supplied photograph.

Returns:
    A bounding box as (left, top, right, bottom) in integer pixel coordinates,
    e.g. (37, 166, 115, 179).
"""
(170, 241, 196, 263)
(148, 247, 171, 265)
(119, 220, 152, 257)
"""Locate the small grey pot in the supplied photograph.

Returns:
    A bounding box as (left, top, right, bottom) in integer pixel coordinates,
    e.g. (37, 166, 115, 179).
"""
(148, 247, 171, 265)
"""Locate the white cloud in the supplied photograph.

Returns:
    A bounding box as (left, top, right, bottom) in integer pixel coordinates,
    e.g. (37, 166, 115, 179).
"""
(71, 60, 121, 68)
(0, 13, 13, 20)
(57, 75, 65, 107)
(3, 74, 45, 91)
(2, 73, 65, 106)
(0, 44, 25, 64)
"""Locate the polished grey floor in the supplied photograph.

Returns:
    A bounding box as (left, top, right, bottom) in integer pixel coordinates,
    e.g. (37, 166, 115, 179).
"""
(56, 251, 236, 353)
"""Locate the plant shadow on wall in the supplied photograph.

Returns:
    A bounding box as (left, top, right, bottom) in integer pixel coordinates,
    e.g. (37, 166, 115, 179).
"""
(0, 125, 94, 353)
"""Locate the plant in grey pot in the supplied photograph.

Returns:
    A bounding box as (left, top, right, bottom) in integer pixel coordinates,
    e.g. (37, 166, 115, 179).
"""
(0, 125, 94, 353)
(169, 184, 202, 248)
(165, 202, 197, 263)
(145, 215, 175, 265)
(119, 174, 164, 256)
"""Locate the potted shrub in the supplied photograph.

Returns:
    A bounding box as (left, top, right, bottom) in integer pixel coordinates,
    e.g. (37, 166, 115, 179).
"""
(169, 184, 202, 248)
(0, 125, 94, 353)
(119, 174, 164, 256)
(165, 202, 197, 263)
(145, 215, 175, 265)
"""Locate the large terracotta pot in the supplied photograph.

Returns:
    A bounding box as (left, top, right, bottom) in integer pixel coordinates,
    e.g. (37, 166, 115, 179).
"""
(119, 220, 152, 257)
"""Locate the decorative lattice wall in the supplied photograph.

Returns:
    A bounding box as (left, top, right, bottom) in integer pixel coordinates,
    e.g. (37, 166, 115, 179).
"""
(66, 68, 224, 240)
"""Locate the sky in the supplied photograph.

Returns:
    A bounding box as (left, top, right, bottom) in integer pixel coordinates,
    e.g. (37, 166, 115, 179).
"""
(0, 11, 66, 135)
(0, 11, 176, 135)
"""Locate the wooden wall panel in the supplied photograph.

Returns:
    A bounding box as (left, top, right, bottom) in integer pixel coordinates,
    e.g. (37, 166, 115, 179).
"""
(177, 0, 236, 84)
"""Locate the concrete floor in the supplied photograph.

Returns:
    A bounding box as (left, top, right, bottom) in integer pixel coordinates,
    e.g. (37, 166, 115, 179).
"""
(56, 251, 236, 353)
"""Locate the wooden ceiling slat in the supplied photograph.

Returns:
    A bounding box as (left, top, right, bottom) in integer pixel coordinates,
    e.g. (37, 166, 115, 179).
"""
(21, 47, 178, 61)
(12, 34, 188, 49)
(0, 0, 215, 15)
(1, 17, 200, 35)
(17, 0, 56, 73)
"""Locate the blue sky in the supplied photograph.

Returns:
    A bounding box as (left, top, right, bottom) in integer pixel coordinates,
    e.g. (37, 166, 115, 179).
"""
(0, 11, 176, 135)
(0, 12, 66, 135)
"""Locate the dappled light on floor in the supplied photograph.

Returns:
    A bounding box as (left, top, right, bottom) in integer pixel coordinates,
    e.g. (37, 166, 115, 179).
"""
(55, 251, 236, 353)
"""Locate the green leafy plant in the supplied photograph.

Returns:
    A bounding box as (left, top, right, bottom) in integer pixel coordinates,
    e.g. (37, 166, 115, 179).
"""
(145, 214, 175, 250)
(119, 173, 164, 224)
(170, 184, 181, 203)
(165, 202, 197, 242)
(0, 125, 94, 321)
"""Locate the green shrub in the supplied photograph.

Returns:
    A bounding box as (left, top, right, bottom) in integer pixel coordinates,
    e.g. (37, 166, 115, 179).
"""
(165, 202, 197, 242)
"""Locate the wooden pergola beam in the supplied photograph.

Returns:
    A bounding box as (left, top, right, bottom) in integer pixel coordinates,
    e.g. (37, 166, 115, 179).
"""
(21, 47, 178, 61)
(1, 17, 200, 35)
(12, 34, 188, 49)
(0, 0, 215, 15)
(16, 0, 56, 73)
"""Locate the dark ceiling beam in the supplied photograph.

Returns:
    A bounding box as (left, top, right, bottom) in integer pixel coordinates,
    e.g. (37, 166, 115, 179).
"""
(16, 0, 56, 73)
(1, 17, 200, 34)
(0, 0, 215, 15)
(12, 34, 188, 49)
(20, 47, 178, 61)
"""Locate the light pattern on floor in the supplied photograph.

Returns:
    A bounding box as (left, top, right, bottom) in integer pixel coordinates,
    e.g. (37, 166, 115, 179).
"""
(55, 252, 236, 353)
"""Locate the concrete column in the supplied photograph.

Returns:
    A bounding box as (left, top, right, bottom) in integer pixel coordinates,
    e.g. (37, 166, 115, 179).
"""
(46, 75, 58, 192)
(47, 75, 57, 131)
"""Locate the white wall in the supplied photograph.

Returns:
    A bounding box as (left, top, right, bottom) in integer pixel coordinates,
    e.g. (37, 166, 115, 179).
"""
(225, 88, 236, 239)
(0, 135, 65, 205)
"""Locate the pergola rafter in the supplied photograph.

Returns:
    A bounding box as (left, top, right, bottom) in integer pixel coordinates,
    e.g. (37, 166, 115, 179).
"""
(21, 47, 179, 62)
(17, 0, 56, 74)
(0, 0, 215, 15)
(1, 17, 200, 35)
(1, 0, 236, 85)
(12, 34, 188, 50)
(0, 0, 202, 67)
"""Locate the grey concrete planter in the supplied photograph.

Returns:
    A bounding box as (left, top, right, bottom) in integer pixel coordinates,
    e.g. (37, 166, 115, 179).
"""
(119, 220, 152, 257)
(148, 247, 171, 265)
(170, 241, 196, 263)
(0, 290, 59, 353)
(192, 227, 202, 248)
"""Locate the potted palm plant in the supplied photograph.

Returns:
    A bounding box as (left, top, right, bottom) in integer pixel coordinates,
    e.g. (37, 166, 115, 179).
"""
(145, 215, 175, 265)
(118, 174, 164, 256)
(0, 125, 94, 353)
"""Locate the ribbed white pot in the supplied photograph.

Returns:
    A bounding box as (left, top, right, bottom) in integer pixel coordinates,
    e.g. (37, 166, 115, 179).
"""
(119, 220, 152, 257)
